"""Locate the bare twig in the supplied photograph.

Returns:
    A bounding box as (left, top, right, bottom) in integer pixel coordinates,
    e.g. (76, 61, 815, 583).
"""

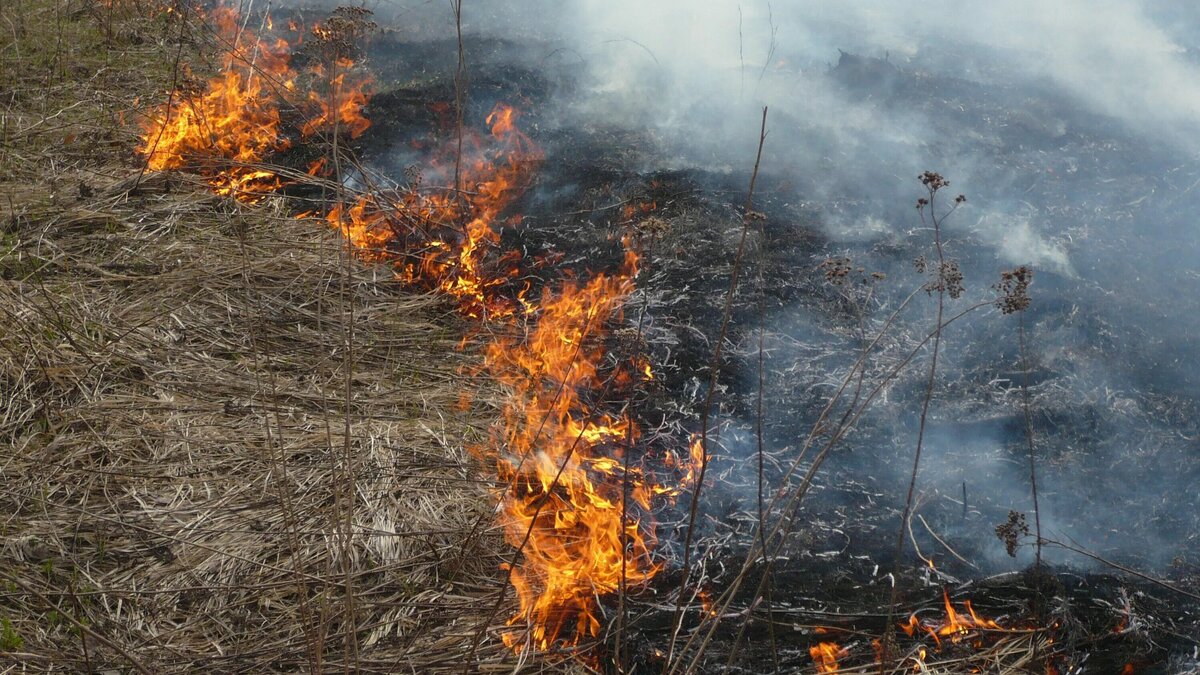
(665, 106, 768, 670)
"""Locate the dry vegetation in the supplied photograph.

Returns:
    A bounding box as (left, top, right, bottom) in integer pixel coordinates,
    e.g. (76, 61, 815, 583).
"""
(0, 2, 530, 672)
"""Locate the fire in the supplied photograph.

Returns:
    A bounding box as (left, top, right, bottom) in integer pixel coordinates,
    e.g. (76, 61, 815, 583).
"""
(698, 588, 718, 618)
(810, 641, 847, 673)
(300, 57, 372, 140)
(321, 102, 701, 650)
(137, 5, 372, 202)
(329, 102, 540, 318)
(899, 589, 1007, 650)
(489, 247, 665, 650)
(141, 6, 702, 654)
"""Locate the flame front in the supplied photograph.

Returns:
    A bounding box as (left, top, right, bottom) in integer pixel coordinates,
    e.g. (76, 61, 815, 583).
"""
(138, 6, 371, 202)
(324, 106, 698, 650)
(135, 5, 699, 653)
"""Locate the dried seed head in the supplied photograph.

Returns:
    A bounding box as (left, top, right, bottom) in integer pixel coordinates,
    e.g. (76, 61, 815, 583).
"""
(995, 511, 1030, 558)
(301, 7, 378, 61)
(922, 260, 965, 299)
(919, 171, 949, 192)
(994, 265, 1033, 314)
(635, 215, 671, 239)
(820, 256, 853, 285)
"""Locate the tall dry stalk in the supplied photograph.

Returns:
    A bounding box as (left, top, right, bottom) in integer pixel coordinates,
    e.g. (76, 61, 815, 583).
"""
(452, 0, 467, 209)
(235, 215, 320, 671)
(1019, 313, 1042, 568)
(665, 106, 768, 670)
(672, 291, 993, 674)
(616, 229, 659, 672)
(881, 173, 965, 669)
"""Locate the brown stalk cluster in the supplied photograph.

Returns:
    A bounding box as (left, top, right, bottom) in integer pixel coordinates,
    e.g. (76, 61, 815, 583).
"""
(994, 265, 1033, 314)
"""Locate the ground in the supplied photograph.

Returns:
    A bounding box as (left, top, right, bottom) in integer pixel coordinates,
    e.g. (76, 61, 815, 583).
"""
(0, 2, 526, 672)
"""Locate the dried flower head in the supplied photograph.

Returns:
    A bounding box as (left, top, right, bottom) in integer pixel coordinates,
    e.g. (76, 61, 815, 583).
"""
(919, 171, 949, 192)
(612, 326, 648, 355)
(820, 256, 853, 285)
(302, 7, 378, 61)
(994, 266, 1033, 314)
(923, 260, 965, 299)
(634, 215, 671, 240)
(995, 511, 1030, 558)
(403, 164, 424, 188)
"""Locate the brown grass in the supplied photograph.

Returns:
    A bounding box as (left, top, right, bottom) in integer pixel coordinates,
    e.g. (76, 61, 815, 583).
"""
(0, 2, 537, 672)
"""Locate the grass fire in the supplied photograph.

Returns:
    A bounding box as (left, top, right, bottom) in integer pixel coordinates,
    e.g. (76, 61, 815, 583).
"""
(2, 1, 1198, 674)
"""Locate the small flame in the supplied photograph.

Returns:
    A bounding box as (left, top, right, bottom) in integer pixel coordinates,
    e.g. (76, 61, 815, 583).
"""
(810, 641, 847, 673)
(899, 589, 1008, 651)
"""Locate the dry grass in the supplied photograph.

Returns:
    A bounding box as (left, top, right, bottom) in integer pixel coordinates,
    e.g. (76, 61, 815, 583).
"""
(0, 2, 538, 672)
(830, 632, 1055, 675)
(0, 176, 534, 671)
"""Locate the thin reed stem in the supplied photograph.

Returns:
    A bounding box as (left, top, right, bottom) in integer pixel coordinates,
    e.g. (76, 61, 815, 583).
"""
(665, 106, 768, 670)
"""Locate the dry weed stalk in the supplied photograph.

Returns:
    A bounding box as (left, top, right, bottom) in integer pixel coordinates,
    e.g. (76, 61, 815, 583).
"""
(664, 106, 768, 671)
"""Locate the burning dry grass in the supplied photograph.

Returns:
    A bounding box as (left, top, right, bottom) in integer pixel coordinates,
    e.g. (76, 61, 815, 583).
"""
(820, 632, 1055, 675)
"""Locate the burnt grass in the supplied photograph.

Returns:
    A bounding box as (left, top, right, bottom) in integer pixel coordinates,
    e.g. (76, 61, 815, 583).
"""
(305, 29, 1200, 673)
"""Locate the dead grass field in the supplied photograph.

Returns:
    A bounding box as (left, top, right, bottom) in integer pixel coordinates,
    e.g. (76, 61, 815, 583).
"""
(0, 2, 537, 672)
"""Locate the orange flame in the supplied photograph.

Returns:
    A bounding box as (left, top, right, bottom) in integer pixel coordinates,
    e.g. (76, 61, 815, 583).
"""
(300, 57, 372, 140)
(810, 641, 847, 673)
(322, 103, 702, 651)
(900, 589, 1007, 650)
(490, 248, 663, 650)
(329, 103, 540, 318)
(137, 6, 372, 202)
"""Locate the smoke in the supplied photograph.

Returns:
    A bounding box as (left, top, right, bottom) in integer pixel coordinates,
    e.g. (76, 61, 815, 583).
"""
(512, 0, 1200, 569)
(552, 0, 1200, 148)
(973, 213, 1076, 279)
(292, 0, 1199, 569)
